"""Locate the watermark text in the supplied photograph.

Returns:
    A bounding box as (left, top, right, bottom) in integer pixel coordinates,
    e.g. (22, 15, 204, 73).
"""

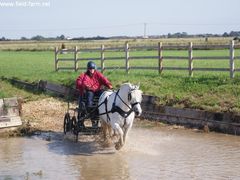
(0, 1, 51, 8)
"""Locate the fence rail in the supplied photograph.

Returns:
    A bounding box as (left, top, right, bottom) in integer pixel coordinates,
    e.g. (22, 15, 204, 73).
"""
(55, 41, 240, 78)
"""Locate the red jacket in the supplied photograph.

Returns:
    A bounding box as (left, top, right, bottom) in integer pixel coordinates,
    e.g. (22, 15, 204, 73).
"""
(76, 70, 112, 95)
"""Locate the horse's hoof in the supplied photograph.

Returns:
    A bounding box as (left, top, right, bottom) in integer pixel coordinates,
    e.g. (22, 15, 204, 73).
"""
(115, 143, 122, 150)
(102, 139, 112, 147)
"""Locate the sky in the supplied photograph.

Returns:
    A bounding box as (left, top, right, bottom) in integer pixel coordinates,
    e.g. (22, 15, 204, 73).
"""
(0, 0, 240, 39)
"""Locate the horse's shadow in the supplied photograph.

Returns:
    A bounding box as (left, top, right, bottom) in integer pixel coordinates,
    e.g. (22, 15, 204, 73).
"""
(44, 132, 116, 156)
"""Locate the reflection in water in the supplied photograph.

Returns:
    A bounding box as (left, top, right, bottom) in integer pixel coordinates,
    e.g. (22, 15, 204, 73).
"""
(47, 135, 130, 179)
(0, 125, 240, 179)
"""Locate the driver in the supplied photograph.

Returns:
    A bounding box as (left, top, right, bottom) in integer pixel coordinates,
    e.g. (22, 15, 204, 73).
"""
(76, 61, 112, 108)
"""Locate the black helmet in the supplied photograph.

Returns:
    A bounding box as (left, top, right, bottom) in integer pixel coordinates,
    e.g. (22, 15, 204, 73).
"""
(87, 61, 96, 69)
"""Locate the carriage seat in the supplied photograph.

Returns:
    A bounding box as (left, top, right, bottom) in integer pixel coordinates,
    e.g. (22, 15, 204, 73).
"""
(78, 94, 100, 127)
(78, 95, 99, 111)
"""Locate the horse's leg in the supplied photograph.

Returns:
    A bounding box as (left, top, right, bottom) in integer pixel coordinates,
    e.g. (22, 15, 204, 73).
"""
(101, 120, 109, 141)
(123, 122, 133, 145)
(100, 120, 113, 147)
(107, 123, 113, 137)
(114, 124, 124, 150)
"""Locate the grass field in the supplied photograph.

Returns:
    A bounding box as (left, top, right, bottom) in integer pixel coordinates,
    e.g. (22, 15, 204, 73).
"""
(0, 37, 236, 51)
(1, 39, 240, 113)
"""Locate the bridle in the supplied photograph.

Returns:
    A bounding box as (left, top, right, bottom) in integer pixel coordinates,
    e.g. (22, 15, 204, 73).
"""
(111, 89, 141, 117)
(98, 88, 142, 123)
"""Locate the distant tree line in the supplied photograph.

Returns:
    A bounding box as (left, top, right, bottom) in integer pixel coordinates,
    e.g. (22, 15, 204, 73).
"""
(223, 31, 240, 37)
(150, 31, 240, 39)
(0, 31, 240, 41)
(19, 34, 108, 41)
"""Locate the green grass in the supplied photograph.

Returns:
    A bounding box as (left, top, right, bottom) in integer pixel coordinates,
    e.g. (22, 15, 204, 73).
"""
(1, 47, 240, 113)
(0, 80, 47, 101)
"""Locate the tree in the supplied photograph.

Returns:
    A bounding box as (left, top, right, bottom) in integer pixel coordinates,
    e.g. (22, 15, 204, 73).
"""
(222, 32, 229, 37)
(0, 37, 6, 41)
(31, 35, 44, 41)
(56, 34, 65, 40)
(229, 31, 240, 37)
(21, 37, 28, 40)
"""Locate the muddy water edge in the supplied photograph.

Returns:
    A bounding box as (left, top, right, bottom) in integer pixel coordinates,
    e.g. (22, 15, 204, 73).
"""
(0, 98, 239, 179)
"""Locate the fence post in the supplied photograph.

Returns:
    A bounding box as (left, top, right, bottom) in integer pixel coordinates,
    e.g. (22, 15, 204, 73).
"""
(188, 42, 193, 77)
(158, 42, 163, 74)
(125, 42, 129, 74)
(55, 47, 58, 71)
(74, 46, 78, 71)
(101, 44, 105, 73)
(230, 40, 235, 78)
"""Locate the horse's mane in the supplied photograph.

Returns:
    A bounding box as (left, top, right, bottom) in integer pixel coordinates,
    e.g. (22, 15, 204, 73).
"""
(121, 82, 132, 87)
(121, 82, 139, 90)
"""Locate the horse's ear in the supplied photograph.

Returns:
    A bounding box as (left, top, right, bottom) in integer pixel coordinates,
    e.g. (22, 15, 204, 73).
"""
(128, 93, 132, 101)
(136, 82, 140, 89)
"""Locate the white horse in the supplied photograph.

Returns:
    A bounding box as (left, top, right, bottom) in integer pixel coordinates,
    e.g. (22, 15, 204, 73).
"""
(98, 83, 143, 150)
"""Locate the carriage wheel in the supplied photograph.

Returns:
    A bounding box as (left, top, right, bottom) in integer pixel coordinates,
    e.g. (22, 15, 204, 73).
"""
(63, 112, 70, 134)
(71, 116, 79, 142)
(72, 116, 77, 129)
(75, 130, 79, 143)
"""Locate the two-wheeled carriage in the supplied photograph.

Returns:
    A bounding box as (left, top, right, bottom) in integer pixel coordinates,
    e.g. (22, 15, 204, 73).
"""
(63, 95, 100, 142)
(63, 83, 143, 150)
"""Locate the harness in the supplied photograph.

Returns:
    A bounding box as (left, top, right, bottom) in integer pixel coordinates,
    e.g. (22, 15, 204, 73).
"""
(98, 89, 140, 124)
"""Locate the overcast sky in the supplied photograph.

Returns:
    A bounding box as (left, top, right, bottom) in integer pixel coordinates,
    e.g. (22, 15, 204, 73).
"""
(0, 0, 240, 39)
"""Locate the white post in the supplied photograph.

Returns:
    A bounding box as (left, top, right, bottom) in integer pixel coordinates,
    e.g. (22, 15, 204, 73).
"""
(158, 42, 163, 74)
(101, 44, 105, 73)
(188, 42, 193, 77)
(230, 40, 235, 78)
(125, 42, 129, 74)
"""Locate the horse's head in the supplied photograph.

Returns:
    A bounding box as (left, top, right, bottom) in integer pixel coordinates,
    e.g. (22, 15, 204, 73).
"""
(121, 83, 143, 117)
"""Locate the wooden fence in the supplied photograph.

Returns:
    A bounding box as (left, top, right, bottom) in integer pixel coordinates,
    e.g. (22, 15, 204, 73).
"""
(55, 41, 240, 78)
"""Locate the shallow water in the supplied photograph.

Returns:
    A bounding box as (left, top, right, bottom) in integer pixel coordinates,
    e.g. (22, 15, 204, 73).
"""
(0, 125, 240, 180)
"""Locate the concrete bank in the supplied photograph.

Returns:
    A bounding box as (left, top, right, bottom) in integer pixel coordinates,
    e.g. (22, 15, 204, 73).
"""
(141, 95, 240, 135)
(0, 97, 22, 129)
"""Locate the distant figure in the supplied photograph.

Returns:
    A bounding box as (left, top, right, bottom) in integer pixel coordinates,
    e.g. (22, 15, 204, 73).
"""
(61, 43, 67, 54)
(61, 43, 66, 49)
